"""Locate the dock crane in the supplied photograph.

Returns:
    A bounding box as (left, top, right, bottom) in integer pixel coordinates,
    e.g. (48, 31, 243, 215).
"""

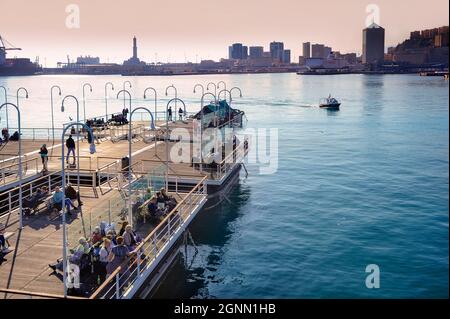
(0, 35, 22, 64)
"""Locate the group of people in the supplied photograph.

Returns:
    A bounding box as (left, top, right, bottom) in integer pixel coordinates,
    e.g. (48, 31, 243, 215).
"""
(146, 188, 178, 222)
(109, 113, 128, 125)
(167, 106, 185, 122)
(22, 186, 49, 215)
(48, 220, 142, 289)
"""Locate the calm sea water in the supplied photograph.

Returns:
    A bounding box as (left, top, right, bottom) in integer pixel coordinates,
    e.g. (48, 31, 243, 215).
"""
(1, 73, 448, 298)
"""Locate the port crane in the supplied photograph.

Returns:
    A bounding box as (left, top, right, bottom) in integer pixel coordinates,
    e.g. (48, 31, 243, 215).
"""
(0, 35, 22, 53)
(1, 35, 22, 64)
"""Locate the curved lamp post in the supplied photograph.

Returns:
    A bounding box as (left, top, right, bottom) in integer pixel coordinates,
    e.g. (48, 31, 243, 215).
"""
(193, 83, 204, 97)
(50, 85, 62, 142)
(206, 82, 217, 97)
(82, 83, 93, 123)
(143, 87, 157, 120)
(16, 87, 29, 111)
(165, 98, 186, 187)
(122, 81, 132, 109)
(104, 82, 114, 121)
(61, 95, 81, 195)
(217, 81, 227, 92)
(0, 102, 23, 229)
(0, 86, 8, 130)
(127, 107, 155, 226)
(117, 89, 132, 119)
(229, 87, 243, 128)
(199, 92, 216, 172)
(165, 85, 177, 121)
(60, 122, 95, 298)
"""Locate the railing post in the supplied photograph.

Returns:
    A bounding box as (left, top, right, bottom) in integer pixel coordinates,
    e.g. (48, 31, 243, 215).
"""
(153, 237, 157, 259)
(8, 192, 12, 214)
(115, 273, 120, 299)
(137, 250, 141, 275)
(108, 200, 111, 224)
(167, 216, 171, 237)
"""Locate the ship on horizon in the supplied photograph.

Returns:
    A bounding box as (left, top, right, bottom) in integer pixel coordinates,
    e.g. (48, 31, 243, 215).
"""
(0, 35, 42, 76)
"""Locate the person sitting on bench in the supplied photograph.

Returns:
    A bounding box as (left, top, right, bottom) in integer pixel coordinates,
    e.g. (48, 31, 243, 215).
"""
(65, 183, 83, 207)
(52, 186, 77, 215)
(147, 196, 164, 219)
(23, 187, 48, 215)
(48, 237, 91, 273)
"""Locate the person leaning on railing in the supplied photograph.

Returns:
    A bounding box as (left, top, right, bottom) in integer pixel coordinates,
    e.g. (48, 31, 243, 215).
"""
(39, 144, 48, 172)
(106, 236, 136, 276)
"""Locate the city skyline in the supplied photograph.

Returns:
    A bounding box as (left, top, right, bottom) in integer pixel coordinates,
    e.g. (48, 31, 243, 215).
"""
(0, 0, 448, 66)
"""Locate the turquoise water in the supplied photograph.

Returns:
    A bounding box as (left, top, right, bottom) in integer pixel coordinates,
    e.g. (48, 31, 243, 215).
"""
(152, 74, 449, 298)
(1, 73, 448, 298)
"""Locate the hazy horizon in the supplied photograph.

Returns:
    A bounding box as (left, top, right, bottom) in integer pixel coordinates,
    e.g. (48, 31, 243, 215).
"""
(1, 0, 448, 66)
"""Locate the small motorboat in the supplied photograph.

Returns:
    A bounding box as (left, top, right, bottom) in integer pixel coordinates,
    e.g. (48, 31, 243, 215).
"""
(319, 95, 341, 110)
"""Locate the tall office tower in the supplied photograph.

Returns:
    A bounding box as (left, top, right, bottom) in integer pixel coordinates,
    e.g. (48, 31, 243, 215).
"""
(302, 42, 311, 58)
(362, 23, 385, 64)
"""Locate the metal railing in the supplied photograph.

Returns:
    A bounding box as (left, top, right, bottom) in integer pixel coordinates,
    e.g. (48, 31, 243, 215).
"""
(89, 176, 207, 299)
(0, 157, 40, 186)
(215, 141, 247, 180)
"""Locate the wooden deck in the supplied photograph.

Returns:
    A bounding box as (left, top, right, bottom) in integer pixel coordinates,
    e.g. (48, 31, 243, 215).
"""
(0, 186, 203, 299)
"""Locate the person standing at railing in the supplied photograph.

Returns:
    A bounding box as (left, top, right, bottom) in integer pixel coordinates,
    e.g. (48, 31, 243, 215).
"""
(106, 236, 134, 277)
(39, 144, 48, 172)
(167, 106, 173, 122)
(65, 135, 76, 165)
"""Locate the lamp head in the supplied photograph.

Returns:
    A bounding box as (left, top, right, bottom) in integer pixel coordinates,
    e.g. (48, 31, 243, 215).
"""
(144, 94, 147, 99)
(26, 94, 29, 99)
(61, 104, 65, 112)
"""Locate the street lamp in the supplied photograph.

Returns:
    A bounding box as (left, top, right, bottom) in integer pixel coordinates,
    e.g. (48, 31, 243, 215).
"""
(206, 82, 217, 97)
(217, 81, 227, 92)
(199, 93, 216, 172)
(229, 87, 243, 128)
(82, 83, 93, 123)
(61, 95, 81, 197)
(116, 89, 132, 115)
(127, 107, 155, 226)
(143, 87, 157, 120)
(165, 98, 186, 188)
(104, 82, 114, 121)
(218, 89, 232, 127)
(0, 102, 23, 229)
(50, 85, 62, 142)
(60, 122, 95, 298)
(16, 87, 28, 109)
(165, 85, 177, 122)
(123, 81, 132, 109)
(0, 86, 8, 130)
(193, 83, 204, 97)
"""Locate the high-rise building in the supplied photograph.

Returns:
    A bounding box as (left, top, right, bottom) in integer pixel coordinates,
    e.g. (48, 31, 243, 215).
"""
(311, 44, 325, 58)
(324, 46, 332, 58)
(270, 41, 284, 62)
(231, 43, 244, 59)
(362, 23, 385, 64)
(302, 42, 311, 58)
(283, 49, 291, 64)
(242, 46, 248, 59)
(228, 46, 233, 59)
(249, 46, 264, 59)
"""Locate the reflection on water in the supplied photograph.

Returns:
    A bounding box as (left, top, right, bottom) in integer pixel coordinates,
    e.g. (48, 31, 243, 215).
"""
(151, 178, 251, 299)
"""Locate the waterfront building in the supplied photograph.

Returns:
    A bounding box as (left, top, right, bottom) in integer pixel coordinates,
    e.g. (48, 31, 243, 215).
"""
(302, 42, 311, 58)
(362, 23, 385, 64)
(76, 56, 100, 64)
(229, 43, 248, 60)
(324, 46, 332, 58)
(311, 44, 325, 58)
(242, 46, 248, 59)
(283, 49, 291, 64)
(270, 41, 284, 63)
(249, 46, 264, 59)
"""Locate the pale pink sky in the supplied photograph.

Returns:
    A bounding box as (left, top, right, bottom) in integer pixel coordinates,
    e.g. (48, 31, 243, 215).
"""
(1, 0, 448, 66)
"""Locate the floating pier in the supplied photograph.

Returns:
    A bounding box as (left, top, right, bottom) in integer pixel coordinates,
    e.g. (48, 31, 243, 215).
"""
(0, 96, 248, 299)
